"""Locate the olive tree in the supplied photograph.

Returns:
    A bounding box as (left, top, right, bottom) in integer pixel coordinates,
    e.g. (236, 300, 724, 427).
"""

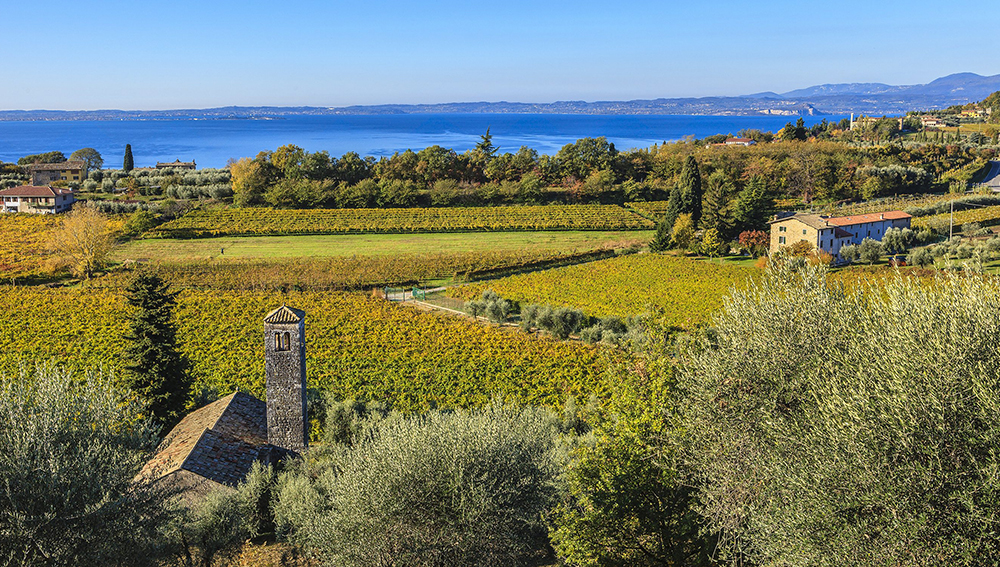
(679, 261, 1000, 566)
(274, 402, 560, 567)
(0, 364, 175, 566)
(857, 237, 884, 264)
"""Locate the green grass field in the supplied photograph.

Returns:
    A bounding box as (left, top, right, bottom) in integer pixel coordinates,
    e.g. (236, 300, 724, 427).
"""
(116, 230, 652, 262)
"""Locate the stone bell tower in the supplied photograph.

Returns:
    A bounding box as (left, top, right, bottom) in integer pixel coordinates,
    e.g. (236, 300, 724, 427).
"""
(263, 305, 308, 452)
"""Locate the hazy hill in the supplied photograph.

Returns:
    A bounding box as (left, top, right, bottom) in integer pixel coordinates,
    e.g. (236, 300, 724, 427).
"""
(2, 73, 998, 120)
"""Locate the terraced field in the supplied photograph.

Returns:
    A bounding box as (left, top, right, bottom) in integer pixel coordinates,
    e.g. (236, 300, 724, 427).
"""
(151, 205, 654, 238)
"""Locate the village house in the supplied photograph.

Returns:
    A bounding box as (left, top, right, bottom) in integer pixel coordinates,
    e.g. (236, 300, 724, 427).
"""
(769, 210, 912, 256)
(155, 159, 196, 170)
(920, 116, 946, 128)
(0, 185, 76, 214)
(724, 137, 756, 146)
(141, 305, 308, 495)
(26, 160, 87, 186)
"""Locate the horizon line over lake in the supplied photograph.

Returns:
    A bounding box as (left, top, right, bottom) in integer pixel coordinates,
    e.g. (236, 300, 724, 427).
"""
(0, 113, 843, 169)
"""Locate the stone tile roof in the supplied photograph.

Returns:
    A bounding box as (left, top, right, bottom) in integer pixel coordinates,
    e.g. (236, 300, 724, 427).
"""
(0, 185, 74, 197)
(25, 161, 86, 171)
(770, 213, 831, 230)
(264, 305, 305, 324)
(141, 391, 269, 488)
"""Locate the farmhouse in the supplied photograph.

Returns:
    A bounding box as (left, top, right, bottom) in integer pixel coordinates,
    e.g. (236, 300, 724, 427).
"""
(156, 159, 196, 170)
(770, 210, 912, 256)
(141, 305, 308, 494)
(724, 137, 756, 146)
(26, 160, 87, 186)
(921, 117, 946, 128)
(0, 185, 75, 214)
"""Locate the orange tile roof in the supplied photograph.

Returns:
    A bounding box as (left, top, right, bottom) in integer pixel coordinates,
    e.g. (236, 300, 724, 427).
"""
(826, 211, 911, 227)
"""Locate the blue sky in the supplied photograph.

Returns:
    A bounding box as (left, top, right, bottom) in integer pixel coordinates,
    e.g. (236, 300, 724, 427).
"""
(2, 0, 996, 110)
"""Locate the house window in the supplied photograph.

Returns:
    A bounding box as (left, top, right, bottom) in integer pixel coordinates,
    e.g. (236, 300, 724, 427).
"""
(779, 226, 786, 232)
(779, 236, 786, 244)
(802, 229, 807, 235)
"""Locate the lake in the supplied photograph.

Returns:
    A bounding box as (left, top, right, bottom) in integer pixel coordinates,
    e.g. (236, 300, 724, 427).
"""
(0, 114, 844, 169)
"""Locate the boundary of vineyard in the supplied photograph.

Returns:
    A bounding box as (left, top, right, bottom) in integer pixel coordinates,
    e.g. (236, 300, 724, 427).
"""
(149, 225, 654, 239)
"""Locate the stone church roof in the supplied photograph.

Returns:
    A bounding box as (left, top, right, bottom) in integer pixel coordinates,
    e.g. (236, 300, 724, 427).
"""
(141, 391, 269, 488)
(264, 305, 305, 324)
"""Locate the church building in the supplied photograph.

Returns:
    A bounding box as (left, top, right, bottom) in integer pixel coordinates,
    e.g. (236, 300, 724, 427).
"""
(141, 306, 308, 494)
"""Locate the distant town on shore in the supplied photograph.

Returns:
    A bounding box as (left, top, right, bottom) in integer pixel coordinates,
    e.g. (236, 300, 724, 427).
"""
(3, 72, 1000, 121)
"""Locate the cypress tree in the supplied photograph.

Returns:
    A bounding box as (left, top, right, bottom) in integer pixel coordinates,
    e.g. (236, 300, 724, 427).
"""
(661, 184, 683, 237)
(678, 155, 703, 224)
(123, 143, 134, 172)
(122, 271, 190, 428)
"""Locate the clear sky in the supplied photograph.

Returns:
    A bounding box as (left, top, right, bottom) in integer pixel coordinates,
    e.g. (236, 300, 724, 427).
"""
(2, 0, 996, 110)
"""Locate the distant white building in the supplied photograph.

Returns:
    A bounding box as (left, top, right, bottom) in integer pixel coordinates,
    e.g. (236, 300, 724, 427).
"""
(0, 185, 76, 214)
(770, 210, 912, 256)
(724, 137, 756, 146)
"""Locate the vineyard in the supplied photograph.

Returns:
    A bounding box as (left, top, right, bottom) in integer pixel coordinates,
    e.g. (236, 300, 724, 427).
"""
(150, 205, 654, 238)
(449, 253, 758, 326)
(626, 201, 671, 221)
(0, 288, 612, 411)
(88, 249, 621, 290)
(0, 214, 61, 278)
(912, 205, 1000, 231)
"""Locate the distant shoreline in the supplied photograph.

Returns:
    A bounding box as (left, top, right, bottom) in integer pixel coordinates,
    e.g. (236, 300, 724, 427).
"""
(3, 72, 997, 121)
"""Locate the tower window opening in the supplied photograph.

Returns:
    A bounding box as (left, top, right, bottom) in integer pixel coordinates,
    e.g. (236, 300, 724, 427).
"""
(276, 331, 290, 352)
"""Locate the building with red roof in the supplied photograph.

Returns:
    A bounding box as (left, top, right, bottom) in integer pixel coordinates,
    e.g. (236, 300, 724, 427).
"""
(0, 185, 76, 214)
(769, 210, 912, 257)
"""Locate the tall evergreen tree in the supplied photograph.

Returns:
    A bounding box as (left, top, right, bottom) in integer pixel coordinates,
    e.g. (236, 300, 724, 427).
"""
(732, 176, 773, 232)
(661, 184, 683, 237)
(649, 214, 673, 252)
(123, 143, 134, 172)
(701, 171, 734, 237)
(678, 155, 703, 224)
(122, 271, 190, 428)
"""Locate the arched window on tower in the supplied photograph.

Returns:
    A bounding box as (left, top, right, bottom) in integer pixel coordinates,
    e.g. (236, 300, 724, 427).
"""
(282, 332, 290, 351)
(276, 331, 290, 352)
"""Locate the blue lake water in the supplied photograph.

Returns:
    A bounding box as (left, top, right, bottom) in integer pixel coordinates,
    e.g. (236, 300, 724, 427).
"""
(0, 114, 844, 169)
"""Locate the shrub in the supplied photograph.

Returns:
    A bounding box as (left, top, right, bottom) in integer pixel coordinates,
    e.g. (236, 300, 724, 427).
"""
(274, 403, 560, 567)
(839, 243, 859, 263)
(580, 316, 628, 346)
(550, 363, 716, 566)
(857, 237, 884, 264)
(0, 364, 174, 566)
(907, 246, 934, 267)
(464, 289, 514, 324)
(680, 262, 1000, 566)
(179, 461, 276, 566)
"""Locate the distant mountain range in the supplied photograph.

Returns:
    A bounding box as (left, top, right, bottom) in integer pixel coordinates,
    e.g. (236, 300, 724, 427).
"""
(2, 73, 998, 120)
